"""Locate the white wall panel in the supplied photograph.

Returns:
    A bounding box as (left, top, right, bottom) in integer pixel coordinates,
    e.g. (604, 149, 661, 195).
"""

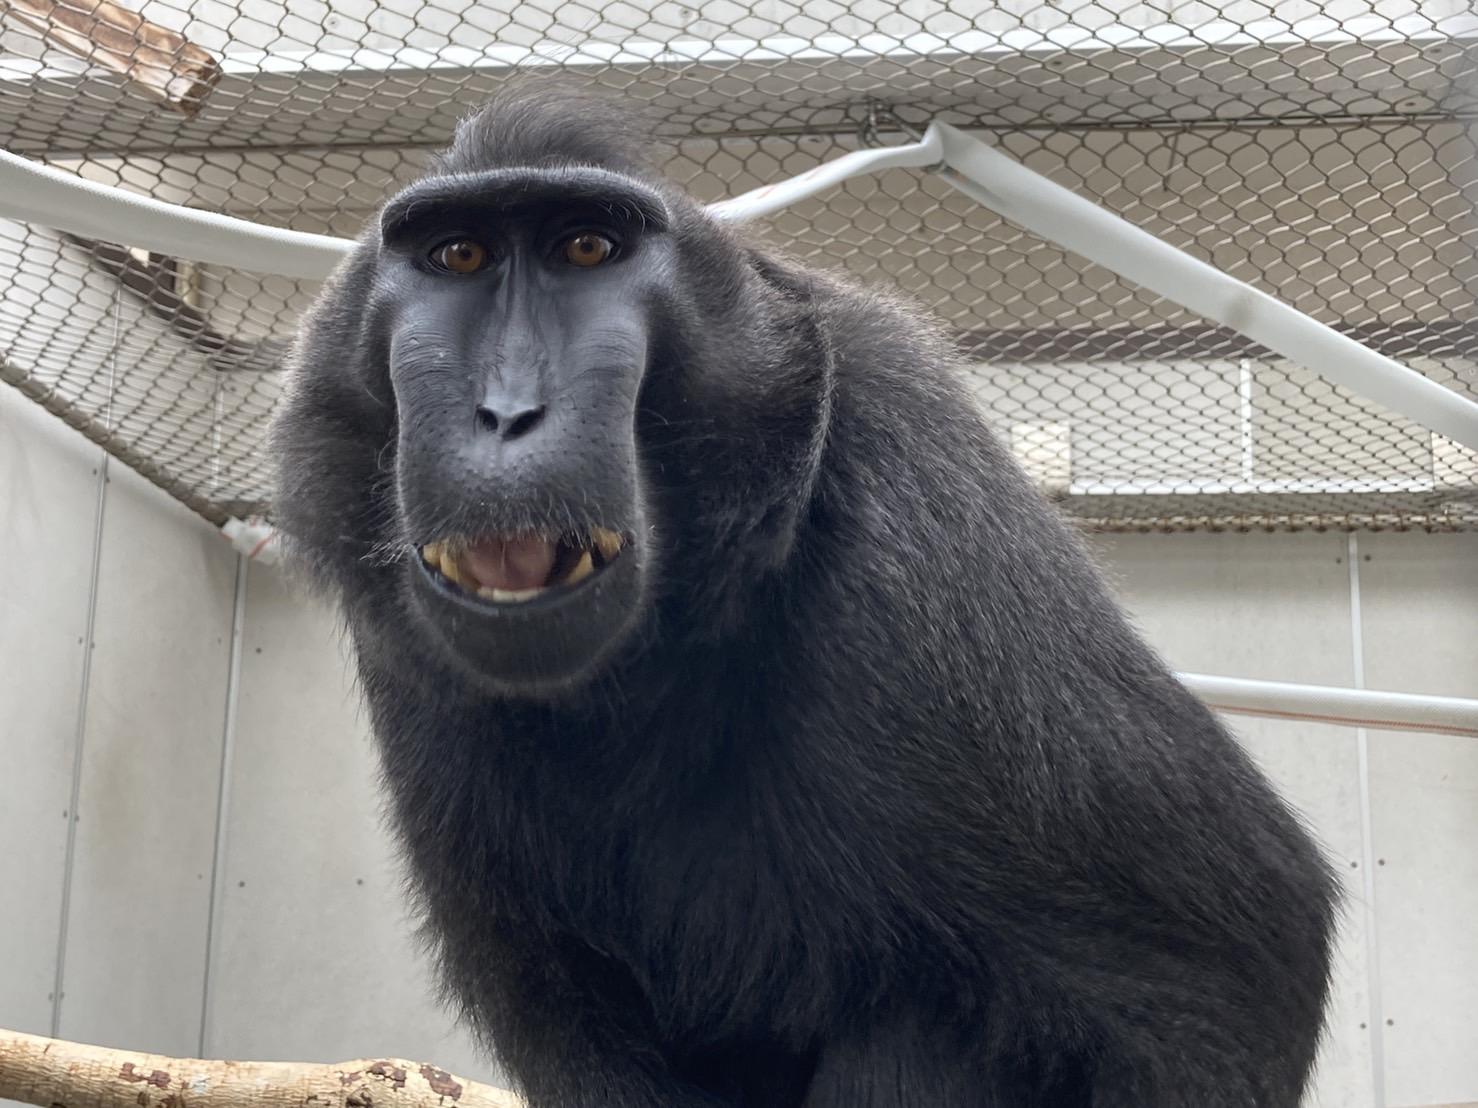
(3, 428, 1474, 1108)
(1089, 531, 1376, 1108)
(1357, 534, 1478, 1108)
(54, 459, 234, 1053)
(0, 384, 97, 1036)
(205, 563, 495, 1082)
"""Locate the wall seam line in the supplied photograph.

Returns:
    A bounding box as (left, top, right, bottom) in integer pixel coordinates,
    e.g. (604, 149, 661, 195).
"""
(1350, 532, 1386, 1108)
(48, 452, 109, 1039)
(48, 280, 124, 1038)
(198, 553, 249, 1057)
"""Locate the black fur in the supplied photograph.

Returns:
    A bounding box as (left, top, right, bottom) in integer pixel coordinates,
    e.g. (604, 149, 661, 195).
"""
(272, 85, 1338, 1107)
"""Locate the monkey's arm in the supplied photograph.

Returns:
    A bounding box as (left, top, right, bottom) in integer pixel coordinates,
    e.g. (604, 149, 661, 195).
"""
(799, 1011, 986, 1108)
(450, 928, 726, 1108)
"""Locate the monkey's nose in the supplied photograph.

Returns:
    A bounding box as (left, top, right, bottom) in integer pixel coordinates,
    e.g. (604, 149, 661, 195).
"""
(475, 399, 547, 441)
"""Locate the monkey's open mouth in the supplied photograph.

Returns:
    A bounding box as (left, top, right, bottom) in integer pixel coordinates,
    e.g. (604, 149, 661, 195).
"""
(420, 527, 625, 605)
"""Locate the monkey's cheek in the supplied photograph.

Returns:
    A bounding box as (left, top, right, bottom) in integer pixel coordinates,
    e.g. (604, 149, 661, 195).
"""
(404, 541, 646, 696)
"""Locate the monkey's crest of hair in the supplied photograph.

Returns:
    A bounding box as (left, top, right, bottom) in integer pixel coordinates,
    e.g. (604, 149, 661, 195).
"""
(437, 82, 664, 179)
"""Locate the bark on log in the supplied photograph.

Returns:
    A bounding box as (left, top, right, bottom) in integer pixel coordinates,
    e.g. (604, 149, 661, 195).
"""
(0, 1027, 525, 1108)
(1, 0, 221, 113)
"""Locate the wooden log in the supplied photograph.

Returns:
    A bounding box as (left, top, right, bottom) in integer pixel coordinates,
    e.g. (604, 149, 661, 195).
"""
(0, 1027, 526, 1108)
(1, 0, 221, 113)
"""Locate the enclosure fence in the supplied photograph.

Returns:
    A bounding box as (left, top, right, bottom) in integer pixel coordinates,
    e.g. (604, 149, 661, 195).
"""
(0, 0, 1476, 533)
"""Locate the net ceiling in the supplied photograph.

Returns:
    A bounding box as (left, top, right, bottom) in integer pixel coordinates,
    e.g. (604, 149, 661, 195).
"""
(0, 0, 1475, 531)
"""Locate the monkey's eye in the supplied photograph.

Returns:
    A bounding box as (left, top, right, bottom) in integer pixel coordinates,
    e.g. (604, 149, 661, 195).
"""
(563, 232, 615, 268)
(431, 239, 489, 274)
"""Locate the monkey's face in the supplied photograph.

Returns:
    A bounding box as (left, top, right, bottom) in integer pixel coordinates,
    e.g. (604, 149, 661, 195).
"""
(368, 167, 677, 694)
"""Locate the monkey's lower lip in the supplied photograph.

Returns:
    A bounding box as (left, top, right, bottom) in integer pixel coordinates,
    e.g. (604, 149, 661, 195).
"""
(419, 527, 625, 605)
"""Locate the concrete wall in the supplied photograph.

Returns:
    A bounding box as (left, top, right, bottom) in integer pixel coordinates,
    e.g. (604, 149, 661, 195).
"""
(1093, 530, 1478, 1108)
(2, 380, 1475, 1105)
(0, 378, 494, 1098)
(0, 378, 237, 1105)
(199, 561, 490, 1075)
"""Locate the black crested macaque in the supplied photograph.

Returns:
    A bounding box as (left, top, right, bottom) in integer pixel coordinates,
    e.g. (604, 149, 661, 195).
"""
(272, 85, 1338, 1108)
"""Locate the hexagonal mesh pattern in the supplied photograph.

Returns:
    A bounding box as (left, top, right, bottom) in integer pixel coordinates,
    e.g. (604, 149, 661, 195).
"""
(1, 0, 1475, 529)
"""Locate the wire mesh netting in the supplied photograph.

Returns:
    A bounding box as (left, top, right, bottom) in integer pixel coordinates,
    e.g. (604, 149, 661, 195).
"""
(0, 0, 1475, 530)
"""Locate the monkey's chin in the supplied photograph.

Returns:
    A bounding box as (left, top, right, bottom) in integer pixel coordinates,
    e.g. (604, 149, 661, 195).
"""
(406, 541, 645, 697)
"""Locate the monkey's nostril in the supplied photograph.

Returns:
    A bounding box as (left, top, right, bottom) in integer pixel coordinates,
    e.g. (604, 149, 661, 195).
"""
(476, 403, 546, 441)
(505, 405, 546, 440)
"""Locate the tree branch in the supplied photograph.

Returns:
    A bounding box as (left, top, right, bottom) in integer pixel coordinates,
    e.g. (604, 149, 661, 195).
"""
(0, 1027, 526, 1108)
(0, 0, 220, 114)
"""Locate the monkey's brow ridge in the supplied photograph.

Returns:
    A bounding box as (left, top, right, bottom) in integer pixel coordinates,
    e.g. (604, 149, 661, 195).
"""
(381, 165, 672, 239)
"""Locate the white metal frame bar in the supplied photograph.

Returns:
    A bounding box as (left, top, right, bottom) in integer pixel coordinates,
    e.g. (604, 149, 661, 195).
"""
(213, 519, 1478, 735)
(1179, 672, 1478, 739)
(5, 118, 1477, 448)
(929, 122, 1478, 453)
(704, 132, 945, 220)
(3, 129, 1475, 732)
(0, 149, 350, 280)
(719, 123, 1478, 452)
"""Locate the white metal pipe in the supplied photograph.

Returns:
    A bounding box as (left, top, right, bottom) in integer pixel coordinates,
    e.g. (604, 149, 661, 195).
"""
(5, 117, 1478, 454)
(220, 504, 1475, 738)
(0, 134, 944, 272)
(1067, 478, 1445, 496)
(0, 134, 947, 275)
(931, 122, 1478, 453)
(1179, 672, 1478, 738)
(707, 131, 942, 221)
(181, 512, 1478, 741)
(0, 148, 352, 279)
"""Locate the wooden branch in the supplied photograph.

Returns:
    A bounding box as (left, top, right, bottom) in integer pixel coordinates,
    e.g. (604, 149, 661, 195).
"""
(65, 235, 289, 372)
(0, 1028, 526, 1108)
(1, 0, 221, 113)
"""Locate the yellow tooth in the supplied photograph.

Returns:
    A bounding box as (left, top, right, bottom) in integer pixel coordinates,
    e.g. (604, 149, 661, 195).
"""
(563, 550, 595, 586)
(439, 549, 462, 584)
(591, 527, 623, 561)
(478, 585, 542, 603)
(421, 541, 442, 566)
